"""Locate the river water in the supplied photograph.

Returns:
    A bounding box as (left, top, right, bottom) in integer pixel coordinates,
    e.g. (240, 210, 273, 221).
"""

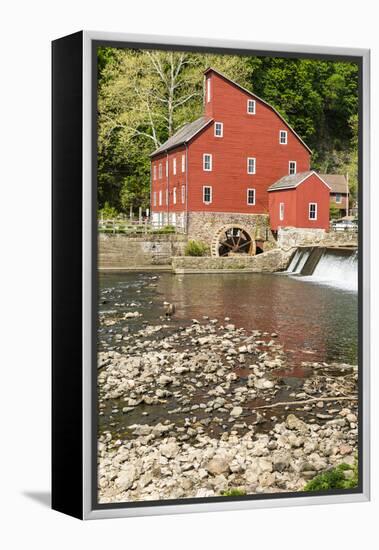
(99, 271, 358, 365)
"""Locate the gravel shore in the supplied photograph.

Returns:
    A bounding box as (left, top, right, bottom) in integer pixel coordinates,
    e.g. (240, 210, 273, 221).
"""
(97, 316, 358, 503)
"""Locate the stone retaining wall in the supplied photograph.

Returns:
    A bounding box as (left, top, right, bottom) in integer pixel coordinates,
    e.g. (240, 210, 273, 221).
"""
(187, 212, 274, 247)
(99, 233, 187, 269)
(277, 227, 357, 250)
(172, 248, 293, 273)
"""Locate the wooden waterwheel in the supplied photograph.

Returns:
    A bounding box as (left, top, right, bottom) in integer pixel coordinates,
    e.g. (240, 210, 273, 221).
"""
(211, 225, 256, 257)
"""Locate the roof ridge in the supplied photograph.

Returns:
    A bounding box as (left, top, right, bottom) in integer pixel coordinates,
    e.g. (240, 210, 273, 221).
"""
(204, 67, 312, 154)
(150, 116, 213, 157)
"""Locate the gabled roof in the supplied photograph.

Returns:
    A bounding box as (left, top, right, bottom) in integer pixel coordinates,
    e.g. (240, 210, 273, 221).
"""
(268, 171, 331, 192)
(150, 116, 213, 157)
(204, 67, 312, 154)
(319, 174, 348, 193)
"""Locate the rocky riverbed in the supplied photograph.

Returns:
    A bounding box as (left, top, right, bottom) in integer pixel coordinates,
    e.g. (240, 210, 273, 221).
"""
(97, 298, 358, 503)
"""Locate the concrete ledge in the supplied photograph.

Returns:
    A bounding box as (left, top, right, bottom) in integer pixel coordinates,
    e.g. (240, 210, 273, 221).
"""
(99, 265, 172, 272)
(172, 249, 293, 274)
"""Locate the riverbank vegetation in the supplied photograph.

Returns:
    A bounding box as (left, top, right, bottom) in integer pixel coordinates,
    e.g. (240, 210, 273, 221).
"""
(184, 240, 209, 256)
(304, 459, 358, 491)
(97, 48, 359, 215)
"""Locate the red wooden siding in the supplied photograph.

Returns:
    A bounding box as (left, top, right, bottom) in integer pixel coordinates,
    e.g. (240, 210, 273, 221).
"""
(188, 71, 310, 213)
(269, 173, 330, 230)
(151, 146, 187, 214)
(151, 68, 315, 222)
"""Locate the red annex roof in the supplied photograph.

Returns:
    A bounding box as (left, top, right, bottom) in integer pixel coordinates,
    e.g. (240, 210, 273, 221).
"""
(267, 171, 331, 192)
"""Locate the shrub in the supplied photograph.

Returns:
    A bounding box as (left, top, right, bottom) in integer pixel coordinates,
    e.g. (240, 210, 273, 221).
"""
(98, 201, 118, 220)
(221, 488, 247, 497)
(330, 204, 341, 220)
(303, 460, 358, 492)
(184, 240, 209, 256)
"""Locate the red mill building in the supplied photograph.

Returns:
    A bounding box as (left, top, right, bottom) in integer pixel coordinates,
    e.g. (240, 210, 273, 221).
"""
(150, 68, 332, 255)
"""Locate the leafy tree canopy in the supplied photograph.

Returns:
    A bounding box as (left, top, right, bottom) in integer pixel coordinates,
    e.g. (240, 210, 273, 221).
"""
(97, 48, 358, 213)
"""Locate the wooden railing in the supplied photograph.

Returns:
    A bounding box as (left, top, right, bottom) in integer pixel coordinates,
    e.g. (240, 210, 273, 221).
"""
(98, 218, 185, 235)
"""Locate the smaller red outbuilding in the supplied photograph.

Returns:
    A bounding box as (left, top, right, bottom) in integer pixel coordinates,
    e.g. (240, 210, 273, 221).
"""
(268, 171, 331, 231)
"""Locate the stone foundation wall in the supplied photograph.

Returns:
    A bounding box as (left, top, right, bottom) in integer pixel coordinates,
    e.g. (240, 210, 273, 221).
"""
(98, 234, 187, 269)
(187, 212, 274, 248)
(172, 248, 293, 273)
(277, 227, 357, 250)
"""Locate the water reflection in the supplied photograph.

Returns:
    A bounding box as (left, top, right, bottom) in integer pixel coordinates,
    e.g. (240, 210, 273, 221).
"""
(98, 271, 358, 365)
(155, 272, 358, 364)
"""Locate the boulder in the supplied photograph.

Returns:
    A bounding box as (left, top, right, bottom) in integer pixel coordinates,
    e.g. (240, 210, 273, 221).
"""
(115, 465, 136, 491)
(285, 414, 308, 434)
(206, 457, 230, 475)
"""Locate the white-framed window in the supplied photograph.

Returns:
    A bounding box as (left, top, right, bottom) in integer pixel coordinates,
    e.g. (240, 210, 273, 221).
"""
(247, 99, 256, 114)
(181, 154, 185, 172)
(203, 185, 212, 204)
(159, 190, 162, 206)
(309, 203, 317, 220)
(166, 160, 168, 177)
(181, 184, 185, 204)
(153, 165, 157, 180)
(247, 188, 256, 205)
(173, 158, 177, 175)
(289, 161, 297, 175)
(279, 130, 288, 144)
(159, 163, 162, 178)
(247, 157, 256, 174)
(203, 153, 212, 171)
(335, 193, 342, 204)
(166, 189, 169, 205)
(207, 77, 211, 102)
(153, 192, 157, 207)
(173, 187, 177, 205)
(279, 202, 285, 221)
(214, 122, 223, 137)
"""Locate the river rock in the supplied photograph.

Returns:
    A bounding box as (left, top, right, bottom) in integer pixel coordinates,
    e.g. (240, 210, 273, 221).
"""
(272, 452, 291, 472)
(230, 406, 243, 418)
(115, 465, 137, 491)
(254, 378, 274, 390)
(286, 414, 308, 433)
(160, 441, 179, 459)
(206, 457, 230, 475)
(124, 311, 140, 319)
(157, 375, 173, 386)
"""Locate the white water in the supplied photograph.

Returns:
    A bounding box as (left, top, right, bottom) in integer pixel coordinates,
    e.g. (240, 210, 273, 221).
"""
(288, 248, 358, 292)
(308, 250, 358, 291)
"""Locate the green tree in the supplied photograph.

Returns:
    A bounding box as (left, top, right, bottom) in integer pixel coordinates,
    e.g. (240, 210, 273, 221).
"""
(97, 49, 359, 213)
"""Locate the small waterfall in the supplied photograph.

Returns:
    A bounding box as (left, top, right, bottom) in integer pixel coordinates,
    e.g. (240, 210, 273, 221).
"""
(286, 247, 358, 291)
(311, 249, 358, 290)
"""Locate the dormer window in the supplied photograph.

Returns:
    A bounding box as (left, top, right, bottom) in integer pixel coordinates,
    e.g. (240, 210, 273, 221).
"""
(279, 130, 288, 144)
(207, 77, 211, 103)
(214, 122, 223, 137)
(247, 99, 256, 114)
